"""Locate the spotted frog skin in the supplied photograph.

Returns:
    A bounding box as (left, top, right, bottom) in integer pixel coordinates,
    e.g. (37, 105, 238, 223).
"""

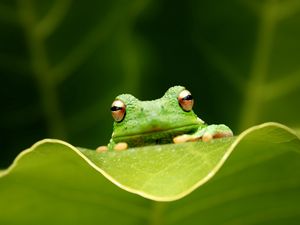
(97, 86, 233, 152)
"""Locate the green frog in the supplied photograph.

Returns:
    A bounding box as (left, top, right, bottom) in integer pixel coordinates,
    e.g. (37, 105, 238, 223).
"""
(97, 86, 233, 152)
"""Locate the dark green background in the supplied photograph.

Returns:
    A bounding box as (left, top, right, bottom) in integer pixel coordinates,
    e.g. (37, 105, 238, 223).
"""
(1, 0, 300, 168)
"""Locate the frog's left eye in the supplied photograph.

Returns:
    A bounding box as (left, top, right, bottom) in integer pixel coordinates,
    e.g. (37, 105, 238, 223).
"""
(178, 89, 194, 111)
(111, 100, 126, 122)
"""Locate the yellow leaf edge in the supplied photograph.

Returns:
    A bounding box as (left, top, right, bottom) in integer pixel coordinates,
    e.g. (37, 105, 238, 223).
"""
(0, 122, 299, 202)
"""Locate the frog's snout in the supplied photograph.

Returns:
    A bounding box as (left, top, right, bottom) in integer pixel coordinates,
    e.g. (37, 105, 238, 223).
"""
(146, 118, 166, 132)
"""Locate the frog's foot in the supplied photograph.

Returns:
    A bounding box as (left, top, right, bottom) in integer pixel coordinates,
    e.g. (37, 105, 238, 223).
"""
(201, 124, 233, 142)
(173, 134, 197, 144)
(173, 124, 233, 144)
(113, 142, 128, 151)
(202, 131, 233, 142)
(97, 142, 128, 152)
(96, 145, 108, 153)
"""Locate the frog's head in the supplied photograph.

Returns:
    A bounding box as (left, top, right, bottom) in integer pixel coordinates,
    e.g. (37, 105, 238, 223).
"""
(110, 86, 205, 147)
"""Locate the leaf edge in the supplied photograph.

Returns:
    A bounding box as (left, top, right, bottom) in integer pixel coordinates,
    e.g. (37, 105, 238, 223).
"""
(0, 122, 299, 202)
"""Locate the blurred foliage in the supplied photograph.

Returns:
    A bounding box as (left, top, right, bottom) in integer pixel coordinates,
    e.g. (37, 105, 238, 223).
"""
(1, 0, 300, 168)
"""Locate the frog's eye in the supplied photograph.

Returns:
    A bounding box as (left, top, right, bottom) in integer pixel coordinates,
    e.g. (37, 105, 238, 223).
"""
(178, 89, 194, 111)
(111, 100, 126, 122)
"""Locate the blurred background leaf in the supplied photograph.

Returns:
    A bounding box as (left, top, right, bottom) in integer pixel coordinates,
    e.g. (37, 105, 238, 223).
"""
(0, 0, 300, 169)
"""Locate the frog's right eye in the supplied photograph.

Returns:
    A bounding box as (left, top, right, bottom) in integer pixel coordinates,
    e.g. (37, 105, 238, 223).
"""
(111, 100, 126, 122)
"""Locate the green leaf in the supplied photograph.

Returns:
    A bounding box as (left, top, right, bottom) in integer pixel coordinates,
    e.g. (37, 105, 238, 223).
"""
(1, 122, 300, 224)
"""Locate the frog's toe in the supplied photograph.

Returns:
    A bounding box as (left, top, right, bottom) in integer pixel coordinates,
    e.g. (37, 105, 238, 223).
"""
(202, 130, 233, 142)
(96, 145, 108, 153)
(173, 134, 200, 143)
(202, 133, 213, 142)
(173, 134, 191, 144)
(114, 142, 128, 151)
(213, 130, 233, 139)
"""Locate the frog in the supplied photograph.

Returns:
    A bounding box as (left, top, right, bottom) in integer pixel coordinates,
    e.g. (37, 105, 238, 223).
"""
(97, 85, 233, 152)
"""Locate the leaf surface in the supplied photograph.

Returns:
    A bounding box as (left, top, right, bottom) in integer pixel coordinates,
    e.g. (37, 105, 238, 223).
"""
(1, 122, 300, 224)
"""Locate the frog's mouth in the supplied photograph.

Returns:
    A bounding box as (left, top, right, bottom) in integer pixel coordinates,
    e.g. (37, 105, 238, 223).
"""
(113, 124, 199, 147)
